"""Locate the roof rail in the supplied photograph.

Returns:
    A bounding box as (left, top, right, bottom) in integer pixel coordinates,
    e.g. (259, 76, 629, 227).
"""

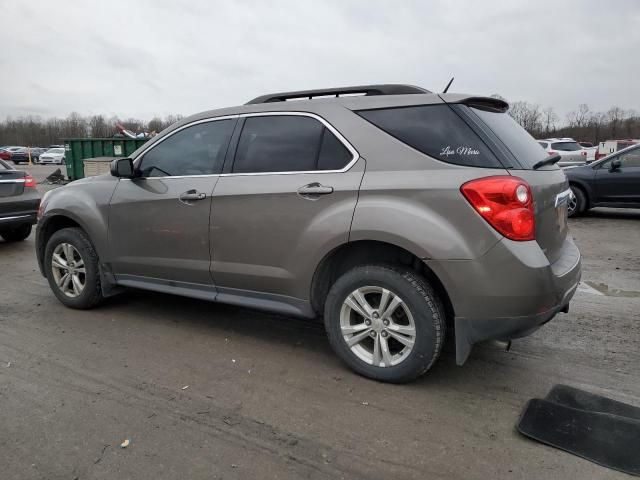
(245, 84, 430, 105)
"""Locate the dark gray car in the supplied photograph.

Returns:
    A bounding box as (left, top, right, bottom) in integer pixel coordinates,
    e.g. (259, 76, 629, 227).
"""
(0, 159, 40, 241)
(36, 85, 581, 383)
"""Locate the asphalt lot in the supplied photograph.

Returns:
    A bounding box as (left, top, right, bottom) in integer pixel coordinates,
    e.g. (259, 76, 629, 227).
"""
(1, 164, 639, 479)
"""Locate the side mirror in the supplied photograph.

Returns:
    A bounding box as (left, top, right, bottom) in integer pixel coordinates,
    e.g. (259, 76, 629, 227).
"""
(110, 158, 134, 178)
(609, 159, 622, 172)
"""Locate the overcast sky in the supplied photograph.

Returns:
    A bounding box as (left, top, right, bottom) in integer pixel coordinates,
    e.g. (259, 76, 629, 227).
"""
(1, 0, 638, 122)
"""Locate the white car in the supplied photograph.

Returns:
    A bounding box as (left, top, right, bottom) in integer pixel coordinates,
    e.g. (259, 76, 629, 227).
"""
(578, 142, 597, 163)
(39, 148, 65, 165)
(537, 138, 588, 167)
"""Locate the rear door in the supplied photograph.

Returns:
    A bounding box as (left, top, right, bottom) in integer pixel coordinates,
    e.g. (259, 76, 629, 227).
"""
(108, 118, 236, 285)
(595, 148, 640, 204)
(210, 113, 363, 301)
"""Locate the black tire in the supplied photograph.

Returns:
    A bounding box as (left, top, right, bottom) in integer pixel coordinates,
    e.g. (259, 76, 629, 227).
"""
(0, 223, 32, 242)
(44, 227, 104, 309)
(324, 264, 446, 383)
(568, 185, 587, 218)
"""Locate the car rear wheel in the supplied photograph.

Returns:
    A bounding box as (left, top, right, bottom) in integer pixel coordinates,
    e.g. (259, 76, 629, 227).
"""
(324, 264, 446, 383)
(0, 224, 32, 242)
(44, 227, 104, 309)
(568, 186, 586, 217)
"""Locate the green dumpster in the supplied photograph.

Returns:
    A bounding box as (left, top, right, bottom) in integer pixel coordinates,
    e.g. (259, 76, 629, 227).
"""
(63, 137, 149, 180)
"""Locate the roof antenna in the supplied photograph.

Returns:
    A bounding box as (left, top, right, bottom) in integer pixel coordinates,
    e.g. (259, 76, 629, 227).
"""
(442, 77, 454, 93)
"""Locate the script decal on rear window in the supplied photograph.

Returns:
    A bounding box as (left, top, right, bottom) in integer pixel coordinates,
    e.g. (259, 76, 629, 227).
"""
(440, 146, 480, 157)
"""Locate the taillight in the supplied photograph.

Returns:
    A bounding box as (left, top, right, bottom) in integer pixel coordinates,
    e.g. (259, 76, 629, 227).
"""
(581, 150, 587, 156)
(24, 175, 37, 188)
(461, 176, 535, 241)
(548, 150, 558, 156)
(595, 152, 604, 160)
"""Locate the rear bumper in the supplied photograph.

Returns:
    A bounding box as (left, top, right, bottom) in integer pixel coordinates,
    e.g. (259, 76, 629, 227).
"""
(0, 191, 40, 229)
(0, 212, 37, 228)
(426, 236, 581, 365)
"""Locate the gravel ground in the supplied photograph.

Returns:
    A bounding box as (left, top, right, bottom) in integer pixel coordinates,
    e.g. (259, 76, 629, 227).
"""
(1, 165, 639, 479)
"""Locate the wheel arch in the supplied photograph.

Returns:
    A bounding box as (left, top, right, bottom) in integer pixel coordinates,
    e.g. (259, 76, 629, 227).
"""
(310, 240, 454, 326)
(36, 215, 84, 272)
(568, 180, 591, 208)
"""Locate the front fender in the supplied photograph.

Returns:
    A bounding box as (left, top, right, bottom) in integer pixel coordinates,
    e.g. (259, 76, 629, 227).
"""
(37, 176, 118, 264)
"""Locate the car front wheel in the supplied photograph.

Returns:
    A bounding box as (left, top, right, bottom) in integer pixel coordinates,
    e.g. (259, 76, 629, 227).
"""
(44, 227, 104, 309)
(324, 265, 446, 383)
(568, 186, 586, 218)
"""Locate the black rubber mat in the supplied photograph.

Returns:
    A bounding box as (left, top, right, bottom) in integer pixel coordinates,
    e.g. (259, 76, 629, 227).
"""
(546, 384, 640, 421)
(518, 398, 640, 476)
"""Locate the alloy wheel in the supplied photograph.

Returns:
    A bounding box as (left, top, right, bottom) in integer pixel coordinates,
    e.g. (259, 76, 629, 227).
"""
(51, 243, 86, 298)
(339, 286, 416, 367)
(568, 190, 577, 216)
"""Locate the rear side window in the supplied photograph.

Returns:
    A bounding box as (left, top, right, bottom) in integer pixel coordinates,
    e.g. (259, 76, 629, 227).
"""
(357, 105, 502, 168)
(538, 142, 548, 149)
(233, 115, 353, 173)
(140, 119, 235, 177)
(551, 141, 581, 151)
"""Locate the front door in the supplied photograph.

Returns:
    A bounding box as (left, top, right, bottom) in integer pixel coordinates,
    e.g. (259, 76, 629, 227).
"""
(108, 118, 236, 285)
(210, 113, 364, 302)
(595, 148, 640, 204)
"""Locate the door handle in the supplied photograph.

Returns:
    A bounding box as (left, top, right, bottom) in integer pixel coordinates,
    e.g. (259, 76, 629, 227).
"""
(297, 183, 334, 198)
(179, 190, 207, 203)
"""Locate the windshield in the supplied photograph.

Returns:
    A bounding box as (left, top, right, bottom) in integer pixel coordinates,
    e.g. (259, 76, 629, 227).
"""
(470, 107, 549, 169)
(551, 141, 581, 151)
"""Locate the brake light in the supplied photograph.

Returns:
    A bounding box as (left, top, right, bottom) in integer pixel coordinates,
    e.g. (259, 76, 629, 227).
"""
(581, 150, 587, 156)
(24, 175, 37, 188)
(461, 176, 535, 241)
(595, 152, 604, 160)
(548, 150, 558, 156)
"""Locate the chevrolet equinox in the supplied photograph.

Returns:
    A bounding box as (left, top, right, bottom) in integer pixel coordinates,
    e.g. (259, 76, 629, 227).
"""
(36, 85, 581, 383)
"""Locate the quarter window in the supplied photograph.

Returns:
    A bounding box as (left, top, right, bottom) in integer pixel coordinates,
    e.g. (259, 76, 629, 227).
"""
(357, 105, 502, 168)
(232, 115, 353, 173)
(139, 119, 235, 177)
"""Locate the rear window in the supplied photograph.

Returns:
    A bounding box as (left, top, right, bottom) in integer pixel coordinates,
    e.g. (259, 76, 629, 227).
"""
(551, 141, 581, 151)
(0, 159, 11, 170)
(357, 105, 502, 168)
(470, 107, 549, 169)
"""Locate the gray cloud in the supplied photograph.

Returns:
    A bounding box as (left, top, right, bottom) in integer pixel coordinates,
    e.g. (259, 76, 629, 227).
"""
(1, 0, 638, 121)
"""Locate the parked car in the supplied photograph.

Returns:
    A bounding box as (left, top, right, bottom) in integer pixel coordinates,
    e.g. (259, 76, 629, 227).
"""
(36, 84, 580, 383)
(537, 138, 588, 167)
(595, 139, 639, 161)
(0, 146, 25, 161)
(30, 147, 47, 163)
(577, 142, 597, 163)
(39, 147, 65, 165)
(0, 159, 40, 241)
(565, 143, 640, 217)
(9, 147, 33, 165)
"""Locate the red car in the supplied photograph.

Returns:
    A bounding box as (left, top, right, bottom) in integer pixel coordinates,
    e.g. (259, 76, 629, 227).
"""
(0, 149, 12, 161)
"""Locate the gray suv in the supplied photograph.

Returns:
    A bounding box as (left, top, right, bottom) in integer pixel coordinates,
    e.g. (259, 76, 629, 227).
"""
(36, 85, 581, 383)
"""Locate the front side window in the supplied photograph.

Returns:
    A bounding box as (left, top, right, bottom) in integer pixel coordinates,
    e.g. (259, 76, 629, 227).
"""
(232, 115, 353, 173)
(139, 119, 234, 177)
(357, 105, 502, 168)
